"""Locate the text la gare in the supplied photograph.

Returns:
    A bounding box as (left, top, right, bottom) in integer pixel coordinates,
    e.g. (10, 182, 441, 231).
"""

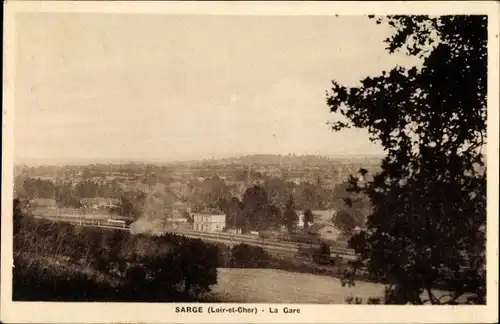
(269, 307, 300, 314)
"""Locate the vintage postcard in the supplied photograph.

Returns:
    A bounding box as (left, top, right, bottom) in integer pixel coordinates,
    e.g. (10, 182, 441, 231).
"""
(2, 1, 499, 323)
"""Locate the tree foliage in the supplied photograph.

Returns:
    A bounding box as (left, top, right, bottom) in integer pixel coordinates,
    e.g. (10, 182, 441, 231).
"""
(326, 15, 487, 304)
(284, 195, 298, 233)
(189, 176, 231, 210)
(303, 209, 314, 229)
(116, 191, 146, 219)
(143, 238, 218, 296)
(334, 210, 356, 233)
(230, 244, 270, 268)
(13, 211, 219, 301)
(17, 177, 124, 203)
(331, 178, 372, 232)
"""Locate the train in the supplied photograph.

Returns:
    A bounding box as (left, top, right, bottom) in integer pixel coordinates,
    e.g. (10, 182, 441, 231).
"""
(106, 219, 127, 228)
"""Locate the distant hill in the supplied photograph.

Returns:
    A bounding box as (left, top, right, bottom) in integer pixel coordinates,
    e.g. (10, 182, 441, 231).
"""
(194, 154, 383, 167)
(15, 154, 384, 173)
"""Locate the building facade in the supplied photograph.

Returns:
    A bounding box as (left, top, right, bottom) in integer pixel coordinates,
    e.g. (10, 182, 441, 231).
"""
(306, 223, 342, 243)
(192, 213, 226, 232)
(296, 209, 337, 228)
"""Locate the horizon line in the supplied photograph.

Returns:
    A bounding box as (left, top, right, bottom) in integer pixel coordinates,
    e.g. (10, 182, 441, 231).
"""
(14, 152, 385, 167)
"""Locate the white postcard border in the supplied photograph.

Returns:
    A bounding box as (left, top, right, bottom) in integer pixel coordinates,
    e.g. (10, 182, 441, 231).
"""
(2, 1, 499, 323)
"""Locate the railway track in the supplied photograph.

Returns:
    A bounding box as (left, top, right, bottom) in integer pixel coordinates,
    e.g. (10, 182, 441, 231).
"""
(178, 231, 357, 260)
(179, 232, 300, 255)
(33, 215, 357, 259)
(33, 215, 130, 229)
(177, 229, 356, 256)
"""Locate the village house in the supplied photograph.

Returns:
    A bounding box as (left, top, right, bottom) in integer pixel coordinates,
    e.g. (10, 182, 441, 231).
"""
(192, 213, 226, 232)
(296, 209, 337, 228)
(305, 223, 343, 243)
(80, 198, 120, 210)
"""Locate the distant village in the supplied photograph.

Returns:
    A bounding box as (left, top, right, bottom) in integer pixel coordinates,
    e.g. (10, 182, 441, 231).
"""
(14, 155, 379, 246)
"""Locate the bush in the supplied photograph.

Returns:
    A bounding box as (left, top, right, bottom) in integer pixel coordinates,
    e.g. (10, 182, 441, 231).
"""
(12, 213, 220, 302)
(230, 244, 270, 268)
(142, 237, 219, 296)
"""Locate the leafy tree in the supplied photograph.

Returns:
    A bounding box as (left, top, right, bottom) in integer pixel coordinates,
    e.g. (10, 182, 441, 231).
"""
(182, 210, 193, 224)
(333, 210, 356, 233)
(266, 204, 283, 229)
(242, 185, 269, 211)
(75, 180, 95, 198)
(13, 198, 26, 235)
(326, 15, 486, 304)
(284, 195, 298, 233)
(196, 176, 231, 209)
(22, 178, 56, 199)
(14, 175, 29, 198)
(55, 183, 82, 208)
(303, 209, 314, 229)
(230, 243, 270, 268)
(224, 197, 244, 229)
(216, 197, 229, 214)
(96, 180, 122, 198)
(293, 181, 330, 210)
(118, 191, 146, 219)
(169, 239, 218, 296)
(241, 186, 270, 231)
(300, 187, 315, 210)
(261, 178, 294, 208)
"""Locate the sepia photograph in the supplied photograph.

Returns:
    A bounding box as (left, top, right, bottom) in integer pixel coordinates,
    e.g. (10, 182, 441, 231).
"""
(1, 1, 499, 323)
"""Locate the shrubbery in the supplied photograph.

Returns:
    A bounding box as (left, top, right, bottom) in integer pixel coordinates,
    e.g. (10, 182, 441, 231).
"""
(13, 204, 219, 301)
(230, 244, 270, 268)
(221, 242, 372, 285)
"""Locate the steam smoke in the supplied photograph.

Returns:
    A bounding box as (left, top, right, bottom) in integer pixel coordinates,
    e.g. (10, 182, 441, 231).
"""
(130, 217, 164, 235)
(130, 184, 171, 235)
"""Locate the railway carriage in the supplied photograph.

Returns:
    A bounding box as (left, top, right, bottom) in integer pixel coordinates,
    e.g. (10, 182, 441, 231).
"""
(107, 219, 126, 228)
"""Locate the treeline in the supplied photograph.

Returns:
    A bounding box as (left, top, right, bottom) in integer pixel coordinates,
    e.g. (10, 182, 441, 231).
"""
(15, 176, 144, 213)
(216, 186, 299, 232)
(16, 163, 163, 178)
(132, 176, 369, 234)
(187, 175, 335, 211)
(16, 176, 123, 200)
(211, 184, 371, 232)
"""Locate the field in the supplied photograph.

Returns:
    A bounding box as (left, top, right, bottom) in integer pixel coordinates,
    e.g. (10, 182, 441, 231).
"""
(211, 268, 385, 303)
(211, 268, 472, 304)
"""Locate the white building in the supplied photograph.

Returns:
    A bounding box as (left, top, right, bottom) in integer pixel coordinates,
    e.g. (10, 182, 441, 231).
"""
(296, 209, 337, 228)
(192, 213, 226, 232)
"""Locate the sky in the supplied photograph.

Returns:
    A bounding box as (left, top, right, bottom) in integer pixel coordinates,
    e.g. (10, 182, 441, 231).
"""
(14, 13, 421, 164)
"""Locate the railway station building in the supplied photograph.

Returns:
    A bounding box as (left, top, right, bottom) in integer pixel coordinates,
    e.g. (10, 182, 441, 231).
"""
(192, 213, 226, 232)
